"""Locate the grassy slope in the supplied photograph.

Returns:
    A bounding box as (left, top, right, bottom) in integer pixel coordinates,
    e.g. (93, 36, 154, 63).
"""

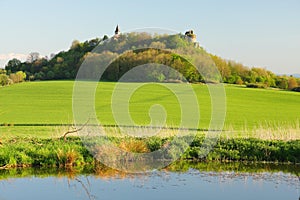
(0, 81, 299, 137)
(225, 85, 300, 129)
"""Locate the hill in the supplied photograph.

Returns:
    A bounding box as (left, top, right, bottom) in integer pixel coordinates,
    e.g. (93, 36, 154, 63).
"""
(2, 31, 300, 90)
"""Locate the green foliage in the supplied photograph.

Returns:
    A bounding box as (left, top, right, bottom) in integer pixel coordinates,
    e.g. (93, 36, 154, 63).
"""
(5, 38, 101, 81)
(288, 76, 298, 90)
(0, 70, 26, 86)
(0, 137, 92, 167)
(5, 58, 21, 73)
(183, 137, 300, 163)
(246, 83, 267, 89)
(97, 48, 202, 82)
(211, 55, 300, 90)
(146, 137, 166, 151)
(0, 136, 299, 168)
(46, 71, 55, 79)
(0, 74, 10, 86)
(3, 33, 299, 90)
(292, 87, 300, 92)
(9, 71, 26, 83)
(276, 77, 288, 89)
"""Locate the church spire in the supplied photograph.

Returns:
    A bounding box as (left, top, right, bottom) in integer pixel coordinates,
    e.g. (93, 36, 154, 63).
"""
(115, 25, 120, 35)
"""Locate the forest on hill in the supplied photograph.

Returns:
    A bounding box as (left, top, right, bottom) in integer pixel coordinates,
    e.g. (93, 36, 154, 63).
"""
(1, 32, 299, 91)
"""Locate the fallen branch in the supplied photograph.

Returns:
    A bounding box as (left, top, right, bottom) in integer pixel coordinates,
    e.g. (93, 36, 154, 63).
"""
(61, 119, 90, 141)
(0, 165, 8, 169)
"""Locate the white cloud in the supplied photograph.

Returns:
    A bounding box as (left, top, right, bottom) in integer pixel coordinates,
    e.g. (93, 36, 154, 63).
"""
(0, 53, 27, 61)
(0, 53, 28, 68)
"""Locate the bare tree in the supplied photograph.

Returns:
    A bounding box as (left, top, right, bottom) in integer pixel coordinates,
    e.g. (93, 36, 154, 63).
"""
(27, 52, 40, 63)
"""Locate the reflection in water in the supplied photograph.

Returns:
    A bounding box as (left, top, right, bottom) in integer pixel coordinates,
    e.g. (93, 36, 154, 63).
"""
(0, 162, 299, 200)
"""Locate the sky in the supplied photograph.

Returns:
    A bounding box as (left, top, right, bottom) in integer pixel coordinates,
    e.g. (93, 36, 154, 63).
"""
(0, 0, 299, 74)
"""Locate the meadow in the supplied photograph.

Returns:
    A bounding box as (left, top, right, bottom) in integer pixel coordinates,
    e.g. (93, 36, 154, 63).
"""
(0, 81, 299, 140)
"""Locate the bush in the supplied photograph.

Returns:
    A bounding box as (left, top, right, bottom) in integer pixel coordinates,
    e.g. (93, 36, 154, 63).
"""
(0, 74, 10, 86)
(46, 71, 55, 79)
(246, 83, 267, 89)
(9, 71, 26, 83)
(184, 138, 300, 163)
(292, 87, 300, 92)
(288, 77, 298, 90)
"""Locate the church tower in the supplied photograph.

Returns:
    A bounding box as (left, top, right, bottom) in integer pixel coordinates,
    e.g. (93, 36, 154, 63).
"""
(185, 29, 199, 48)
(115, 25, 120, 36)
(185, 30, 196, 43)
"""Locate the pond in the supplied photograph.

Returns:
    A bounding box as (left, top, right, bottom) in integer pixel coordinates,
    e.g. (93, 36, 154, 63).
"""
(0, 162, 299, 200)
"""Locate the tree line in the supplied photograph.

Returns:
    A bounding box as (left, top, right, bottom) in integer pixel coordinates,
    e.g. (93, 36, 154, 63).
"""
(2, 33, 300, 91)
(210, 55, 300, 90)
(0, 69, 26, 86)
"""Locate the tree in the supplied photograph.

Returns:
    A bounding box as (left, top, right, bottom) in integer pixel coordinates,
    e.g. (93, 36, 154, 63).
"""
(56, 57, 64, 63)
(5, 58, 21, 73)
(149, 41, 166, 49)
(71, 40, 80, 49)
(34, 72, 45, 80)
(46, 71, 55, 79)
(211, 55, 231, 81)
(27, 52, 40, 63)
(0, 74, 10, 86)
(235, 76, 243, 85)
(288, 76, 298, 90)
(9, 71, 26, 83)
(103, 35, 109, 41)
(1, 33, 294, 87)
(9, 73, 17, 83)
(50, 53, 56, 60)
(276, 77, 288, 89)
(0, 69, 6, 74)
(16, 71, 26, 82)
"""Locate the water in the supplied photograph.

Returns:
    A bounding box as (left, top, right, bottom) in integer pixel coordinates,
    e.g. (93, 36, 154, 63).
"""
(0, 162, 299, 200)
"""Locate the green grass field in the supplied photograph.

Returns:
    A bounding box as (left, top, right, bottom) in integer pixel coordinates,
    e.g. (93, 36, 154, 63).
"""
(0, 81, 299, 139)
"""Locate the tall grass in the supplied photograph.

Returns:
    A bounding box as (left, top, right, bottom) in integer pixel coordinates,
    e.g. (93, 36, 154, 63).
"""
(0, 137, 90, 168)
(119, 138, 149, 153)
(1, 131, 299, 169)
(222, 120, 300, 141)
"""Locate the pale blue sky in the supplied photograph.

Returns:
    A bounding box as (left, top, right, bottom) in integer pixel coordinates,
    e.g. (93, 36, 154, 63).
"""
(0, 0, 299, 74)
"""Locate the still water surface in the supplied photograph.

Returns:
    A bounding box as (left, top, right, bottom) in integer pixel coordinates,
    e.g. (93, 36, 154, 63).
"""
(0, 162, 299, 200)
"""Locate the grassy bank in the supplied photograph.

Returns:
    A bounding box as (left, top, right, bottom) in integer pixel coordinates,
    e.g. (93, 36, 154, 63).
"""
(0, 136, 299, 169)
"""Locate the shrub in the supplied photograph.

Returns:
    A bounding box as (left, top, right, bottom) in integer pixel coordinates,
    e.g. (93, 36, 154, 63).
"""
(235, 77, 244, 85)
(119, 138, 149, 153)
(146, 137, 166, 151)
(292, 87, 300, 92)
(0, 74, 10, 86)
(288, 77, 298, 90)
(246, 83, 267, 89)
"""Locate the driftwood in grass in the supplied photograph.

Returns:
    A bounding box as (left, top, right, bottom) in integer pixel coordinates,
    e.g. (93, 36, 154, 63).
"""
(0, 165, 8, 169)
(61, 119, 90, 141)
